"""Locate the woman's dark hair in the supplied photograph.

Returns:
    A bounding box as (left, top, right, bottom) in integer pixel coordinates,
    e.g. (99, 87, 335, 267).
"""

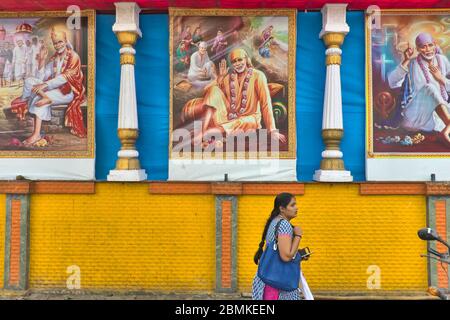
(253, 192, 294, 265)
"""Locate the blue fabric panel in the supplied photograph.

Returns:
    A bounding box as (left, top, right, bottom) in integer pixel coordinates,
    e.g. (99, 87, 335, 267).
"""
(95, 14, 169, 180)
(95, 14, 120, 180)
(296, 11, 365, 181)
(95, 12, 366, 181)
(340, 12, 366, 181)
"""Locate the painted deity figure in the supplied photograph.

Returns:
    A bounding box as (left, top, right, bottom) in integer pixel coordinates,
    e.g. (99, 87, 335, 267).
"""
(15, 28, 86, 145)
(175, 41, 190, 72)
(181, 25, 192, 44)
(1, 42, 13, 85)
(259, 36, 274, 58)
(11, 38, 27, 83)
(30, 37, 40, 77)
(388, 32, 450, 147)
(211, 29, 228, 60)
(0, 43, 6, 87)
(25, 39, 33, 77)
(187, 41, 216, 88)
(181, 48, 286, 147)
(261, 25, 274, 42)
(191, 26, 203, 49)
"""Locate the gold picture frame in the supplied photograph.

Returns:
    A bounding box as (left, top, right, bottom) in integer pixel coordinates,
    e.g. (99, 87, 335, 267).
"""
(365, 8, 450, 159)
(0, 9, 95, 158)
(169, 8, 297, 160)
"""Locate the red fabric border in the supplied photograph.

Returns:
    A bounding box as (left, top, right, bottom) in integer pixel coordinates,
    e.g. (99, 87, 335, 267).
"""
(0, 0, 446, 11)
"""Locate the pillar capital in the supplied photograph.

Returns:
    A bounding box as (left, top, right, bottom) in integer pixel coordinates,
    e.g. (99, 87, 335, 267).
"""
(112, 2, 142, 38)
(116, 31, 139, 47)
(322, 32, 346, 48)
(319, 4, 349, 39)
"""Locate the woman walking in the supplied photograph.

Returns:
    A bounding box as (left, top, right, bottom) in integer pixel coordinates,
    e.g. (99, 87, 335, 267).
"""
(252, 192, 303, 300)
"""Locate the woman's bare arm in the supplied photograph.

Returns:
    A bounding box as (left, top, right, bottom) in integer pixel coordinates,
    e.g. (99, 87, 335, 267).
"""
(278, 235, 301, 262)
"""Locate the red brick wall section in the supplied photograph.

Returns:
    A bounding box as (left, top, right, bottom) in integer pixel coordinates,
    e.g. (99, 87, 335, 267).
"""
(0, 182, 30, 194)
(426, 183, 450, 195)
(149, 183, 305, 195)
(30, 182, 95, 194)
(149, 183, 211, 194)
(221, 200, 232, 289)
(1, 181, 449, 196)
(0, 181, 95, 194)
(212, 183, 243, 195)
(360, 183, 426, 195)
(435, 200, 448, 289)
(242, 183, 304, 195)
(9, 199, 21, 286)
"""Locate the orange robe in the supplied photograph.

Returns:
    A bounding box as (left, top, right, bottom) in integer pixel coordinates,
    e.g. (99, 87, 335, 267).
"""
(203, 68, 277, 134)
(49, 48, 87, 138)
(10, 48, 87, 137)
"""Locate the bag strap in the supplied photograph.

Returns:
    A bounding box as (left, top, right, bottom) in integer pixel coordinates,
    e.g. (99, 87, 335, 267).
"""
(273, 218, 284, 244)
(274, 218, 294, 244)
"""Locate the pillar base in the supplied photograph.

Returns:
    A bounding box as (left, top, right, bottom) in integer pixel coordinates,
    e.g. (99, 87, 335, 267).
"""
(313, 169, 353, 182)
(107, 169, 147, 181)
(115, 156, 141, 170)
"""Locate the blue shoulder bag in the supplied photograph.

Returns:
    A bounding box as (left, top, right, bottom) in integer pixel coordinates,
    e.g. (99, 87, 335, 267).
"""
(257, 219, 301, 291)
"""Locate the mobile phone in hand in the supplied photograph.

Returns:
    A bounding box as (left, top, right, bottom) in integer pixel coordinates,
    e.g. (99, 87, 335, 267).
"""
(299, 247, 313, 260)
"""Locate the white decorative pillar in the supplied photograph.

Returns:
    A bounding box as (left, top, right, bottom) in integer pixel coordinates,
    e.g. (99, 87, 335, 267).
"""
(108, 2, 147, 181)
(313, 3, 353, 182)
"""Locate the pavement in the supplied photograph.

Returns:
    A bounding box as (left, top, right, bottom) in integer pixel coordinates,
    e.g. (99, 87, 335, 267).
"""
(0, 290, 442, 300)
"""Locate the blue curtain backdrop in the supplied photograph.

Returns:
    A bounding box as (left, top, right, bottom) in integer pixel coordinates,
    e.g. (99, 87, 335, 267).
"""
(95, 12, 365, 181)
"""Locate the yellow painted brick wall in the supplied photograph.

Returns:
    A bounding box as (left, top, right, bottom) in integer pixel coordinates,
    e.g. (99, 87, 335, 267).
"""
(0, 194, 5, 288)
(29, 183, 215, 291)
(238, 184, 428, 292)
(24, 182, 428, 292)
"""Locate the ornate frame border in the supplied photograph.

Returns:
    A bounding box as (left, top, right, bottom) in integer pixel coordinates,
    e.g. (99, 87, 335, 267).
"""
(365, 8, 450, 159)
(169, 8, 297, 159)
(0, 9, 95, 158)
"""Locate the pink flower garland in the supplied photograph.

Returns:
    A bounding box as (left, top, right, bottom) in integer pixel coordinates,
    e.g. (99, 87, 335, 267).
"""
(417, 54, 447, 101)
(229, 68, 253, 120)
